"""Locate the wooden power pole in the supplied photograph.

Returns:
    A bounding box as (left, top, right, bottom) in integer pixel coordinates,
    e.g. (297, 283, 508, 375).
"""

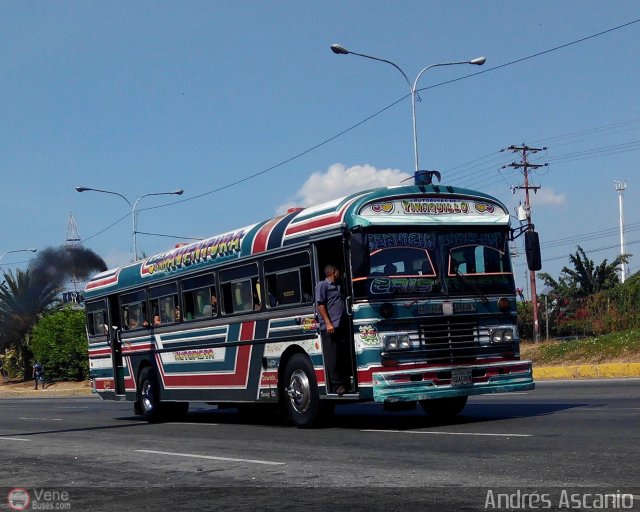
(503, 144, 547, 342)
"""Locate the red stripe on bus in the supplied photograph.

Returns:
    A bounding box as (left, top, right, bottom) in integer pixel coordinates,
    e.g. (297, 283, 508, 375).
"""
(88, 348, 111, 356)
(86, 275, 118, 290)
(122, 343, 154, 354)
(285, 213, 343, 236)
(252, 217, 283, 254)
(159, 345, 253, 387)
(158, 321, 256, 388)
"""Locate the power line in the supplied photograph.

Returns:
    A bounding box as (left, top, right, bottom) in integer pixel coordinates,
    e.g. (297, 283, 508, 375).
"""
(135, 231, 203, 241)
(136, 18, 639, 215)
(82, 18, 640, 242)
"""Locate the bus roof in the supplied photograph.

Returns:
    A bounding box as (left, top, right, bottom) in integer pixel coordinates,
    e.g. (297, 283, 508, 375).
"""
(85, 183, 510, 297)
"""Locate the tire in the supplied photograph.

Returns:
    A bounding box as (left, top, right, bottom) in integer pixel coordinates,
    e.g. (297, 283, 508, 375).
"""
(137, 367, 164, 423)
(419, 396, 468, 420)
(282, 354, 320, 428)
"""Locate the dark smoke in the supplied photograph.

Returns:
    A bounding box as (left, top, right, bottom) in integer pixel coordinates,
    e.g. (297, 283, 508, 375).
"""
(29, 246, 108, 287)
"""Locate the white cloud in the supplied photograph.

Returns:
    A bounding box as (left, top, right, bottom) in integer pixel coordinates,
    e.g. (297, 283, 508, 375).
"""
(530, 187, 566, 206)
(276, 163, 412, 215)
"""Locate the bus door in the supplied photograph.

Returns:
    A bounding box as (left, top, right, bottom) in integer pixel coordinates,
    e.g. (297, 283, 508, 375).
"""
(108, 296, 126, 395)
(313, 236, 357, 394)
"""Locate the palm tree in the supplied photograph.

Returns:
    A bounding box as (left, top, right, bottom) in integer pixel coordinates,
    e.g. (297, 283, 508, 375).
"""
(540, 246, 627, 298)
(539, 246, 628, 336)
(0, 269, 62, 377)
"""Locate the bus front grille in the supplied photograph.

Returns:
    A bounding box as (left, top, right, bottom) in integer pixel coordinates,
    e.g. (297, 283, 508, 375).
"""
(418, 317, 479, 364)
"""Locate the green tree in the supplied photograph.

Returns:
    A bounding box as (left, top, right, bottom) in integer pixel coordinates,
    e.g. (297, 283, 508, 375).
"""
(0, 269, 62, 377)
(31, 307, 88, 381)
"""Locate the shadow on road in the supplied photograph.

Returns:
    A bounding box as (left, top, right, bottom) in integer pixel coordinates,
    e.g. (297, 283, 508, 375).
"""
(141, 400, 588, 430)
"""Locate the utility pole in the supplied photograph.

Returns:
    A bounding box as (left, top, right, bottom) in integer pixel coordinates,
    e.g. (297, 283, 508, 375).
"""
(614, 181, 627, 283)
(503, 144, 548, 342)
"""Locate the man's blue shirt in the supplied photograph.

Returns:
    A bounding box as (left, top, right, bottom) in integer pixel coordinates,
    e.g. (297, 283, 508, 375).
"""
(315, 278, 345, 330)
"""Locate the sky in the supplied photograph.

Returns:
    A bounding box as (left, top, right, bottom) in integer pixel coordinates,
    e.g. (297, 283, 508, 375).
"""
(1, 1, 639, 297)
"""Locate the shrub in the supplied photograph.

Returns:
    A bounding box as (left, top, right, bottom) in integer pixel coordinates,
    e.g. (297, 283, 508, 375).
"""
(31, 307, 88, 381)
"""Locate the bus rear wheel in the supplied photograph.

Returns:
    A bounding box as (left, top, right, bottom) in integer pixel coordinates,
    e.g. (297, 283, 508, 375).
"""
(419, 396, 468, 420)
(282, 354, 320, 428)
(138, 367, 164, 423)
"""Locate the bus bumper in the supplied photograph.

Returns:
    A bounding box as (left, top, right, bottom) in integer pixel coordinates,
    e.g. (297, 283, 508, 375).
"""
(372, 360, 534, 403)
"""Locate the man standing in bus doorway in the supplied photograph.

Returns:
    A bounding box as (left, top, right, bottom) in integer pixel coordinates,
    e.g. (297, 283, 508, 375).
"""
(315, 264, 350, 396)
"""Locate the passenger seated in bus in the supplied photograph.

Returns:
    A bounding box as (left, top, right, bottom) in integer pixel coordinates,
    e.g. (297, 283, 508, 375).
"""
(202, 294, 217, 316)
(253, 290, 261, 310)
(153, 308, 161, 326)
(195, 290, 209, 317)
(129, 307, 150, 329)
(129, 309, 141, 329)
(159, 300, 175, 324)
(384, 263, 397, 275)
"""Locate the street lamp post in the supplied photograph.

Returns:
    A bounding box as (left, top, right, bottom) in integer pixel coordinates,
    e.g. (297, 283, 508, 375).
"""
(0, 248, 38, 271)
(330, 44, 486, 176)
(76, 187, 184, 260)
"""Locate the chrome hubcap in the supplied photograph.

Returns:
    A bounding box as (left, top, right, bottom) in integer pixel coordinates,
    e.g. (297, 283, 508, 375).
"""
(141, 381, 154, 412)
(287, 369, 310, 413)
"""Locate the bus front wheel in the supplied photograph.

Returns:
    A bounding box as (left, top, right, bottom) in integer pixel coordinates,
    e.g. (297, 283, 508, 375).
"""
(282, 354, 320, 428)
(419, 396, 468, 419)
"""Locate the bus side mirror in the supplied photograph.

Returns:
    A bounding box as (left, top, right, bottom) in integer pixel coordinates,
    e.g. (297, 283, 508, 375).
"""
(525, 231, 542, 271)
(350, 232, 370, 277)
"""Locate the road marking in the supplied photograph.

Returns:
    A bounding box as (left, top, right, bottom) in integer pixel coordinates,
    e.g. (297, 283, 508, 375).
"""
(135, 449, 285, 466)
(0, 436, 30, 442)
(170, 422, 219, 426)
(19, 417, 62, 421)
(478, 392, 530, 396)
(362, 429, 532, 437)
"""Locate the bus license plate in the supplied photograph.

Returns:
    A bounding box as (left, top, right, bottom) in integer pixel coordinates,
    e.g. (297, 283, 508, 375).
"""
(451, 368, 472, 386)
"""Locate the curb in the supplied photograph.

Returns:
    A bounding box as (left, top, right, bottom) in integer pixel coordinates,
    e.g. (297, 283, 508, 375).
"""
(534, 362, 640, 380)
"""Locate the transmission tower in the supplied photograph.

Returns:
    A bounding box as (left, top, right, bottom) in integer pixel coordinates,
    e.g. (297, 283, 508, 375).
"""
(64, 212, 83, 298)
(65, 212, 82, 248)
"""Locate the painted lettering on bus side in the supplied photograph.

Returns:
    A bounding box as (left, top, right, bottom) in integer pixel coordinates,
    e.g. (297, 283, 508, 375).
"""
(143, 230, 245, 275)
(175, 349, 216, 361)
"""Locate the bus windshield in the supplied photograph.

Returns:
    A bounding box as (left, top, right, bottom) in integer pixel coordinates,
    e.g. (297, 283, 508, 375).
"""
(352, 229, 514, 298)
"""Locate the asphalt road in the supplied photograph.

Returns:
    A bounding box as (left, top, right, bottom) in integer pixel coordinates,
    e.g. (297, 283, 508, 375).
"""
(1, 380, 639, 511)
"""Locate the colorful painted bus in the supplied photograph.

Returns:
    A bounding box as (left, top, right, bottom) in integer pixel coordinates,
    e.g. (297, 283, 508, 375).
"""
(85, 176, 538, 427)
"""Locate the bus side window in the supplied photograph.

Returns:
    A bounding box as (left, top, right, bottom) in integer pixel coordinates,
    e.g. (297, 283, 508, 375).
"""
(264, 251, 313, 308)
(181, 274, 216, 321)
(219, 263, 259, 315)
(86, 300, 107, 337)
(149, 283, 179, 325)
(120, 289, 148, 330)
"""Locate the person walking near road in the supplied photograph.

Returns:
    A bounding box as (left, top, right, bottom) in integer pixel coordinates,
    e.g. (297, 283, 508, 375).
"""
(32, 362, 45, 390)
(315, 264, 351, 396)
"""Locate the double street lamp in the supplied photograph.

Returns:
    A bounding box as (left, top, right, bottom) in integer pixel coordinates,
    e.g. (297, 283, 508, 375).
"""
(75, 187, 184, 261)
(330, 44, 486, 176)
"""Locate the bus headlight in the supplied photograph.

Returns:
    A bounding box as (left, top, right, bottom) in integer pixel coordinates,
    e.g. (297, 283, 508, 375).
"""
(384, 333, 411, 351)
(490, 328, 514, 344)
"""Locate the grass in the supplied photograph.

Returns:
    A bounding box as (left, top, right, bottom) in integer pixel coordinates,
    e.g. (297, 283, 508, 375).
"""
(521, 329, 640, 365)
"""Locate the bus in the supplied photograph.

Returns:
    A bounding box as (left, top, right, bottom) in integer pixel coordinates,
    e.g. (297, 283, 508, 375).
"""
(84, 175, 538, 428)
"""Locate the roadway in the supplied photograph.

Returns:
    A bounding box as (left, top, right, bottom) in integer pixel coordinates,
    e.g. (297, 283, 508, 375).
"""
(0, 380, 639, 511)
